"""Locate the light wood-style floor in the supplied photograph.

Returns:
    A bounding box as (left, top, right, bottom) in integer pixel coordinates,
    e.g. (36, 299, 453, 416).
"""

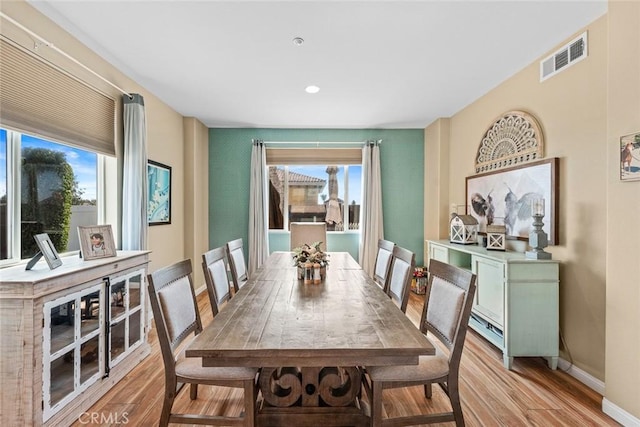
(72, 291, 619, 427)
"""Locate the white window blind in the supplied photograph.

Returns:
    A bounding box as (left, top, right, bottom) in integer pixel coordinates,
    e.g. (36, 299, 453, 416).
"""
(266, 147, 362, 165)
(0, 37, 116, 156)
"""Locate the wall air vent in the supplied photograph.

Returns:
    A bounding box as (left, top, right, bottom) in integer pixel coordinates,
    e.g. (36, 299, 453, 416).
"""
(540, 32, 588, 82)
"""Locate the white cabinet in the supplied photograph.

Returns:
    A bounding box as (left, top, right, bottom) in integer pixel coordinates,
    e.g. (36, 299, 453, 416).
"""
(43, 282, 104, 420)
(0, 251, 150, 426)
(427, 240, 559, 370)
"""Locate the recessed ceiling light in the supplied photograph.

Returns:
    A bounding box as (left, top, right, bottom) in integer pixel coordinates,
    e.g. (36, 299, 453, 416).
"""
(292, 37, 304, 46)
(305, 85, 320, 94)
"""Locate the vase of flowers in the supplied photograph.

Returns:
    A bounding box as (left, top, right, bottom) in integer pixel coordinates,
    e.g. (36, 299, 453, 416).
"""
(292, 242, 329, 280)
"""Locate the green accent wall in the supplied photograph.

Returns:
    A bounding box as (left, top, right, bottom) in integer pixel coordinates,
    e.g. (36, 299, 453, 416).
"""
(208, 128, 425, 265)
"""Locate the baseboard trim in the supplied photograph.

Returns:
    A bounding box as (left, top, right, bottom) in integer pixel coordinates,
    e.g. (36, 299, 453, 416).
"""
(558, 359, 639, 426)
(557, 358, 605, 395)
(602, 398, 640, 427)
(195, 283, 206, 296)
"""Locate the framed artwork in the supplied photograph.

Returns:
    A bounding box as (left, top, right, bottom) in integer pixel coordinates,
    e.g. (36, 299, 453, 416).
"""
(78, 225, 117, 260)
(148, 160, 172, 225)
(465, 157, 559, 245)
(620, 132, 640, 181)
(26, 233, 63, 270)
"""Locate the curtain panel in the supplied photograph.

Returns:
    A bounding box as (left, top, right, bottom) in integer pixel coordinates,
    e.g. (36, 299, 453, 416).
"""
(121, 94, 148, 250)
(248, 140, 269, 274)
(359, 140, 384, 276)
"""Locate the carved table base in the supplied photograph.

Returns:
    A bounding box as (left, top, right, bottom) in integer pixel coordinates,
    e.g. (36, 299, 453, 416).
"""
(257, 367, 368, 426)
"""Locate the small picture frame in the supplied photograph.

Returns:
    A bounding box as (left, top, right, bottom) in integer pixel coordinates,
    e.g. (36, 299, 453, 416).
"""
(78, 225, 117, 260)
(27, 233, 62, 270)
(620, 131, 640, 181)
(148, 160, 172, 225)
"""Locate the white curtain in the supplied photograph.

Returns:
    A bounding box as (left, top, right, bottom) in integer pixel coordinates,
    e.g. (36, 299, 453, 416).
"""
(248, 139, 269, 275)
(359, 140, 384, 276)
(121, 94, 148, 250)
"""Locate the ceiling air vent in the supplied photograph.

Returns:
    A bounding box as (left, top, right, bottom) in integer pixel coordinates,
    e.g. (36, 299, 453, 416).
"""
(540, 32, 588, 82)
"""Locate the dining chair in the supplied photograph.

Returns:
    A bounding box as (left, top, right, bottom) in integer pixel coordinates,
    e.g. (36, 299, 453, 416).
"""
(147, 259, 258, 427)
(290, 222, 327, 251)
(373, 239, 395, 292)
(202, 246, 232, 317)
(226, 238, 248, 293)
(364, 259, 477, 427)
(385, 245, 416, 313)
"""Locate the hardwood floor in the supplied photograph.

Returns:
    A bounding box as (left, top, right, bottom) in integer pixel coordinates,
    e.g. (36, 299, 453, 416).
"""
(71, 291, 619, 426)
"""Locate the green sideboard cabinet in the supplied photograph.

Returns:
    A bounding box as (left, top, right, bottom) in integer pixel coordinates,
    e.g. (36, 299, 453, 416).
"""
(427, 240, 559, 370)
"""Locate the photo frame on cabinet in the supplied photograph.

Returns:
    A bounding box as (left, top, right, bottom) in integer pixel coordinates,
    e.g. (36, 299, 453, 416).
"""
(147, 160, 172, 225)
(465, 157, 559, 245)
(620, 131, 640, 181)
(26, 233, 62, 270)
(78, 225, 117, 260)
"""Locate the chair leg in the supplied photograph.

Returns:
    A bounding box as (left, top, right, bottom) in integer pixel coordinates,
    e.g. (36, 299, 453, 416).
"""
(160, 379, 177, 427)
(243, 378, 257, 427)
(190, 383, 198, 400)
(424, 383, 432, 399)
(448, 378, 465, 427)
(371, 380, 383, 427)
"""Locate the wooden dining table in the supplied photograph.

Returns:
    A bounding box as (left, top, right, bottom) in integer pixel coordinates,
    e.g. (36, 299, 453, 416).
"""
(186, 251, 434, 426)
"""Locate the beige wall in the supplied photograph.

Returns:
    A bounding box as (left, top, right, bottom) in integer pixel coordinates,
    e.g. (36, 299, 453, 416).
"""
(426, 3, 639, 421)
(183, 117, 210, 288)
(605, 0, 640, 421)
(1, 1, 190, 275)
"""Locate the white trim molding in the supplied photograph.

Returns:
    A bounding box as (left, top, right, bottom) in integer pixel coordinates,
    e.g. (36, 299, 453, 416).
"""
(558, 358, 605, 395)
(602, 398, 640, 427)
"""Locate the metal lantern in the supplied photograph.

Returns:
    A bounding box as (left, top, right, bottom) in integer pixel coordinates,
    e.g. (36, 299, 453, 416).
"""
(486, 224, 507, 251)
(450, 214, 478, 245)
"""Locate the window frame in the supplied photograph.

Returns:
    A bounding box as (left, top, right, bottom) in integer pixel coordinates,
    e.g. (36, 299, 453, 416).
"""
(268, 163, 360, 233)
(1, 127, 106, 267)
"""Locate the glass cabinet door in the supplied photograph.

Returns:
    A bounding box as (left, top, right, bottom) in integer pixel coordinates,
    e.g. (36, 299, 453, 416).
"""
(108, 269, 145, 367)
(43, 283, 104, 421)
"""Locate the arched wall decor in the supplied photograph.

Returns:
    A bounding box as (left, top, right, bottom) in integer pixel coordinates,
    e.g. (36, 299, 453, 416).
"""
(475, 110, 544, 173)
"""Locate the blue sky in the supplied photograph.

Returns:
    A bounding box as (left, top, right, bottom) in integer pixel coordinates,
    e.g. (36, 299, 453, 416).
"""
(0, 129, 97, 201)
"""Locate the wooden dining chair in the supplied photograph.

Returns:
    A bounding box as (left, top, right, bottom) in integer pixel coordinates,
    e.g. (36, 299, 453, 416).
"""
(385, 245, 415, 313)
(373, 239, 395, 292)
(290, 222, 327, 251)
(147, 259, 258, 427)
(226, 238, 248, 293)
(365, 259, 477, 427)
(202, 246, 232, 317)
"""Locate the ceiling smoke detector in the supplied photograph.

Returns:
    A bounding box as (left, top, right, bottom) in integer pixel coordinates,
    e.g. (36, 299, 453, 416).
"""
(292, 37, 304, 46)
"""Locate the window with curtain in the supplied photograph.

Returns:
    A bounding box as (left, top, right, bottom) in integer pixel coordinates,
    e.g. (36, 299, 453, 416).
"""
(266, 147, 363, 231)
(0, 127, 102, 265)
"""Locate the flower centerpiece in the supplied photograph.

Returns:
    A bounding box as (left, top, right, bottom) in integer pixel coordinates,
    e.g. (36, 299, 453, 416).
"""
(412, 267, 427, 294)
(292, 241, 329, 280)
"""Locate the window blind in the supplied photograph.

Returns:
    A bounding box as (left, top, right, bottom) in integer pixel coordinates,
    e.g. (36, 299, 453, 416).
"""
(266, 147, 362, 165)
(0, 37, 116, 156)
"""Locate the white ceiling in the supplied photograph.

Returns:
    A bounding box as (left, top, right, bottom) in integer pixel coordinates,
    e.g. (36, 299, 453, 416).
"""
(27, 1, 607, 129)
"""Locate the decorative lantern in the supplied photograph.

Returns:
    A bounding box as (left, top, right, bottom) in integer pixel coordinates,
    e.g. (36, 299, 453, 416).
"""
(450, 214, 478, 245)
(486, 224, 507, 251)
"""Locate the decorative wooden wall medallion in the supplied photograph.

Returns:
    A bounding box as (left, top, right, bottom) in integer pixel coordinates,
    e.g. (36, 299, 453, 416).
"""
(475, 110, 544, 173)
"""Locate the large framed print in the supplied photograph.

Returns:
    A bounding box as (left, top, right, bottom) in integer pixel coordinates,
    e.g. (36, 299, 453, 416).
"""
(466, 157, 559, 245)
(148, 160, 172, 225)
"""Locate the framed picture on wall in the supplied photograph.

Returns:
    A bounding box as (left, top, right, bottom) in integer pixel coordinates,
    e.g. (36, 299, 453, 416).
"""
(620, 131, 640, 181)
(148, 160, 172, 225)
(465, 157, 559, 245)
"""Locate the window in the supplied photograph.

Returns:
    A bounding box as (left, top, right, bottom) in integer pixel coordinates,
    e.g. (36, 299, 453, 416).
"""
(268, 164, 362, 231)
(0, 127, 100, 264)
